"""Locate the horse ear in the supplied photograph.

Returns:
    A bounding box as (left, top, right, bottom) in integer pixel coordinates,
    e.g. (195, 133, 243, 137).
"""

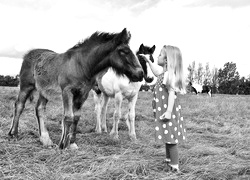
(139, 44, 144, 51)
(150, 45, 156, 53)
(115, 28, 131, 45)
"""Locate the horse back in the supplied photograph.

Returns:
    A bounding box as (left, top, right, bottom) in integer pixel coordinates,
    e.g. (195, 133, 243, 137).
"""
(18, 49, 54, 88)
(20, 49, 61, 90)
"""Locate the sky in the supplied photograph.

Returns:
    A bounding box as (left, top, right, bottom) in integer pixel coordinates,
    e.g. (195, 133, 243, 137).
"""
(0, 0, 250, 78)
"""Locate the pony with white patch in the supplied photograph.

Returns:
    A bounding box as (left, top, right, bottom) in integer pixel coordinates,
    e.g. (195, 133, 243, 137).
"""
(189, 82, 212, 97)
(92, 44, 155, 140)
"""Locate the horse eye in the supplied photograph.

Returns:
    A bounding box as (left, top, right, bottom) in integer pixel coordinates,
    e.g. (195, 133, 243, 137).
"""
(119, 49, 129, 56)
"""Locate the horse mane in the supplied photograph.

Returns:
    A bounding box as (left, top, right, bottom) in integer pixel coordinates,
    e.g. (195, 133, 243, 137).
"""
(65, 29, 132, 78)
(68, 31, 119, 51)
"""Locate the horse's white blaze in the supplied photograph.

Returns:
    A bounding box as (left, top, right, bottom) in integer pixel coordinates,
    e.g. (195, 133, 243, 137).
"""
(146, 63, 157, 86)
(146, 63, 155, 81)
(142, 54, 151, 60)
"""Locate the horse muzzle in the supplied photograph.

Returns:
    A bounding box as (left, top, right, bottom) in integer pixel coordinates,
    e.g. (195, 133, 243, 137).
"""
(131, 68, 144, 82)
(144, 76, 154, 83)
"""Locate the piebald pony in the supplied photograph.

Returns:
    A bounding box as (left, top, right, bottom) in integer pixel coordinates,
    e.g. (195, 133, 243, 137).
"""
(92, 44, 155, 140)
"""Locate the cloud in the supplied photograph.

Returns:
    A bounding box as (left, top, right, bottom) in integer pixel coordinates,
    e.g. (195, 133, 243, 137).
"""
(1, 0, 250, 77)
(0, 45, 28, 58)
(129, 0, 161, 15)
(90, 0, 161, 16)
(95, 0, 159, 9)
(0, 0, 55, 10)
(185, 0, 250, 8)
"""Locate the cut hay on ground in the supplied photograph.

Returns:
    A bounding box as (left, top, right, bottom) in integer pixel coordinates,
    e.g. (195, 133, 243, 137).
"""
(0, 87, 249, 179)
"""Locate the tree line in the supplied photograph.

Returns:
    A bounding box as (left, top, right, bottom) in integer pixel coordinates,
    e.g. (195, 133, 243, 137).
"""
(187, 61, 250, 95)
(0, 75, 19, 87)
(1, 61, 250, 95)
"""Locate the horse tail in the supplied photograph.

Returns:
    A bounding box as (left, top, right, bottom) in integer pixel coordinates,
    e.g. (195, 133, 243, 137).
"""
(19, 50, 38, 91)
(19, 49, 53, 102)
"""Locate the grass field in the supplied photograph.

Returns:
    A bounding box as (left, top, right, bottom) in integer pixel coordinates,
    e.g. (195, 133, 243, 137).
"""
(0, 86, 250, 180)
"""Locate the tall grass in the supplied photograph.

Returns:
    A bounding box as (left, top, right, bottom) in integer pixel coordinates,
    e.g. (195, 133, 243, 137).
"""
(0, 87, 249, 179)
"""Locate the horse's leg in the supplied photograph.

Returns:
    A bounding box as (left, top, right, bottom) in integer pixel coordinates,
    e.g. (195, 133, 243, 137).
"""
(59, 87, 89, 149)
(34, 93, 53, 147)
(208, 90, 212, 97)
(125, 94, 138, 141)
(59, 87, 74, 149)
(93, 91, 102, 133)
(8, 85, 35, 138)
(69, 89, 88, 150)
(110, 93, 122, 140)
(101, 94, 110, 132)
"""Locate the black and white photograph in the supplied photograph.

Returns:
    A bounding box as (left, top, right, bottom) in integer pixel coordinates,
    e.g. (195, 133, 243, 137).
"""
(0, 0, 249, 179)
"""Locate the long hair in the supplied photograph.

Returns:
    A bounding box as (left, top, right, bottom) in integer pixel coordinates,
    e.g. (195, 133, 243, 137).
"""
(162, 45, 186, 93)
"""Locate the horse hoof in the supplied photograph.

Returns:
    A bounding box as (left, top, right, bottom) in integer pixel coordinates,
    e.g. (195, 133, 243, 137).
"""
(8, 130, 18, 138)
(43, 141, 54, 148)
(130, 136, 137, 142)
(101, 126, 107, 133)
(95, 128, 102, 134)
(69, 143, 78, 150)
(58, 142, 64, 149)
(40, 137, 53, 147)
(8, 133, 18, 141)
(102, 128, 108, 133)
(8, 136, 18, 141)
(110, 133, 119, 140)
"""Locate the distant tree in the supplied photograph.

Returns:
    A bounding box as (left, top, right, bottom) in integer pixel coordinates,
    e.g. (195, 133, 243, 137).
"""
(238, 77, 246, 94)
(238, 77, 250, 95)
(0, 74, 19, 87)
(218, 62, 240, 94)
(211, 67, 219, 93)
(195, 63, 204, 85)
(203, 62, 212, 86)
(0, 75, 7, 86)
(244, 80, 250, 95)
(187, 65, 193, 83)
(187, 61, 196, 83)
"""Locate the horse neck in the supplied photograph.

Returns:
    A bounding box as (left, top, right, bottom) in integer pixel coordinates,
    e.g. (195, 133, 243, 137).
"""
(85, 42, 117, 78)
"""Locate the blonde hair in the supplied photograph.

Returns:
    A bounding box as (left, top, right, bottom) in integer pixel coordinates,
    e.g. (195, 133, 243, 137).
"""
(162, 45, 185, 93)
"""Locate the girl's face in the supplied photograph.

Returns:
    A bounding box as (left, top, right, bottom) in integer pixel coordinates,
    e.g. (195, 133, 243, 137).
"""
(157, 49, 167, 67)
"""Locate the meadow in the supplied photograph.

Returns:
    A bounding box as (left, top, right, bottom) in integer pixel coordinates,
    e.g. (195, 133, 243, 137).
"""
(0, 86, 249, 180)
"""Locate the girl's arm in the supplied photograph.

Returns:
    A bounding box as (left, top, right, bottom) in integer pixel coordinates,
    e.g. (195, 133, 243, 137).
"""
(160, 90, 175, 120)
(139, 54, 163, 76)
(166, 90, 175, 113)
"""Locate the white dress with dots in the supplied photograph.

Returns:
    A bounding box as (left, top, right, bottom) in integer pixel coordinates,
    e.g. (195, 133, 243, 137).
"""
(153, 74, 186, 144)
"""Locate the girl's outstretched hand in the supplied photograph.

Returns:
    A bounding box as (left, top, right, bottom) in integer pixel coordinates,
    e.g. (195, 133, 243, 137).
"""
(138, 54, 150, 63)
(160, 111, 172, 121)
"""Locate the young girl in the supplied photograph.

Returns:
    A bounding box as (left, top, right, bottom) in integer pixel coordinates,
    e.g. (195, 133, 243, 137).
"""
(140, 45, 186, 172)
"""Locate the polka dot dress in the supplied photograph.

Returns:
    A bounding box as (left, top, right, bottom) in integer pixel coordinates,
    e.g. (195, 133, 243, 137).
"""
(153, 74, 186, 144)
